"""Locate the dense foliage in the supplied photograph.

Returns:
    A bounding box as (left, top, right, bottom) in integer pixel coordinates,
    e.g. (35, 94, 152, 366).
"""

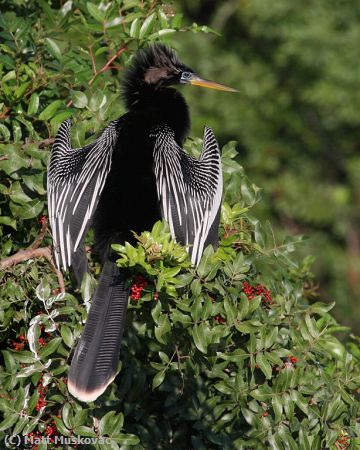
(0, 1, 359, 449)
(174, 0, 360, 331)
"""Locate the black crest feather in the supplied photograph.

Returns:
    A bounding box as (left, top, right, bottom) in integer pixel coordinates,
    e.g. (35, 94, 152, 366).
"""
(122, 44, 189, 109)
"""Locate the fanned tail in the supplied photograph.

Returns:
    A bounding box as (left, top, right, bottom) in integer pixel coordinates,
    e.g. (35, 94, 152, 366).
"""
(68, 261, 128, 402)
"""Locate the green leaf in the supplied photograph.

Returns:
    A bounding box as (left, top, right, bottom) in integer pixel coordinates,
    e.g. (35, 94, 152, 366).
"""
(2, 350, 17, 373)
(73, 425, 97, 437)
(87, 2, 105, 22)
(139, 13, 156, 38)
(265, 326, 278, 349)
(248, 296, 262, 314)
(224, 296, 237, 325)
(307, 301, 335, 315)
(152, 370, 165, 389)
(256, 352, 272, 379)
(130, 17, 140, 38)
(196, 245, 214, 277)
(60, 325, 74, 348)
(14, 81, 31, 100)
(12, 416, 28, 435)
(46, 37, 62, 60)
(193, 323, 208, 353)
(191, 296, 203, 322)
(39, 100, 62, 120)
(99, 411, 123, 436)
(27, 93, 40, 115)
(154, 314, 171, 344)
(89, 90, 107, 111)
(149, 28, 176, 38)
(116, 433, 140, 445)
(290, 390, 309, 415)
(0, 123, 11, 140)
(171, 309, 192, 324)
(271, 395, 283, 423)
(71, 91, 88, 109)
(305, 314, 319, 338)
(50, 110, 73, 126)
(11, 351, 37, 364)
(0, 413, 18, 431)
(238, 295, 249, 319)
(54, 418, 71, 436)
(190, 278, 202, 296)
(39, 337, 62, 359)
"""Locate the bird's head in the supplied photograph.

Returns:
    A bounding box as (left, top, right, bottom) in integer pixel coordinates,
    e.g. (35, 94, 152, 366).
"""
(122, 44, 237, 108)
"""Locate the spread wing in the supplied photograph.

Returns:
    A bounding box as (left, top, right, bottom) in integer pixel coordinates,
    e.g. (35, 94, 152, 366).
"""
(153, 125, 223, 265)
(47, 119, 121, 282)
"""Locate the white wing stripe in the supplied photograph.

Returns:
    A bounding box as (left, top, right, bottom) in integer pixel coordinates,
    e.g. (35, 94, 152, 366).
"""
(47, 119, 120, 271)
(153, 124, 223, 266)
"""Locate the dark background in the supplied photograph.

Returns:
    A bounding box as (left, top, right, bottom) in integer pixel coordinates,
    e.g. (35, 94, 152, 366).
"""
(173, 0, 360, 332)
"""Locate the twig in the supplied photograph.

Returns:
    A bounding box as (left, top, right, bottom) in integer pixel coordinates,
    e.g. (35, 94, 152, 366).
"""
(88, 44, 126, 86)
(67, 44, 126, 108)
(0, 156, 9, 161)
(89, 45, 97, 75)
(38, 138, 55, 149)
(0, 221, 65, 293)
(22, 138, 55, 149)
(0, 247, 65, 293)
(175, 345, 185, 395)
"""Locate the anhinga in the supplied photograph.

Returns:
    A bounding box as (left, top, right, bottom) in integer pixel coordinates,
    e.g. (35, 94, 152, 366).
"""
(47, 44, 237, 402)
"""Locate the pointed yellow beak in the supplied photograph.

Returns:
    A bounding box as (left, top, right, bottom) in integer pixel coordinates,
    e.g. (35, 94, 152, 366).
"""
(189, 75, 238, 92)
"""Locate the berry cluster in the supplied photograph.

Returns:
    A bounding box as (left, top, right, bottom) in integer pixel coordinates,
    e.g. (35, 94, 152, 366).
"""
(38, 337, 46, 347)
(10, 334, 27, 351)
(215, 314, 226, 324)
(242, 281, 273, 305)
(35, 374, 47, 412)
(44, 420, 59, 443)
(336, 432, 350, 449)
(130, 274, 148, 301)
(27, 419, 59, 450)
(10, 328, 49, 352)
(273, 356, 298, 372)
(38, 214, 48, 227)
(27, 430, 42, 450)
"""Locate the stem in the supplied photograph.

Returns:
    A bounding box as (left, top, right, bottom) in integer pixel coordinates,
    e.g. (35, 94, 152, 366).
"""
(88, 45, 126, 86)
(0, 223, 65, 293)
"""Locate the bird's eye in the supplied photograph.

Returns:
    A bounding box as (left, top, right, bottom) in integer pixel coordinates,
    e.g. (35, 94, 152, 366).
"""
(181, 71, 192, 81)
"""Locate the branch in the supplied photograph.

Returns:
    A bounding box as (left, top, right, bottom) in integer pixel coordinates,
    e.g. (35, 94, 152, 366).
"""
(0, 247, 65, 293)
(22, 138, 55, 150)
(38, 138, 55, 149)
(67, 44, 126, 108)
(89, 45, 97, 75)
(89, 45, 127, 84)
(0, 220, 65, 293)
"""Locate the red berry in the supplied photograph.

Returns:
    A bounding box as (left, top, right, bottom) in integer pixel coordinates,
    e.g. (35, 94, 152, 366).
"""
(38, 338, 46, 347)
(38, 215, 48, 226)
(215, 315, 225, 324)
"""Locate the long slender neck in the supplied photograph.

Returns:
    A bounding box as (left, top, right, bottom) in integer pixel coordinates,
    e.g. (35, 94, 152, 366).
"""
(123, 84, 190, 145)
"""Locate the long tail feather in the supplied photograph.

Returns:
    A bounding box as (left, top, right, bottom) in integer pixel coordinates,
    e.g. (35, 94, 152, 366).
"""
(68, 261, 128, 402)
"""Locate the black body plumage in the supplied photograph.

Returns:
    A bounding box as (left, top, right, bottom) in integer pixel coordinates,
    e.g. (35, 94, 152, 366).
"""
(47, 44, 228, 402)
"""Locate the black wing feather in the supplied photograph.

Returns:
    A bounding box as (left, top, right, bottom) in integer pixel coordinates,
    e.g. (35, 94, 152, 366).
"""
(153, 125, 223, 265)
(47, 119, 121, 282)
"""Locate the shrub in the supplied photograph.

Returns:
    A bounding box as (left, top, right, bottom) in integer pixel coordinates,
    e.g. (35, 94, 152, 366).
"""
(0, 1, 359, 450)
